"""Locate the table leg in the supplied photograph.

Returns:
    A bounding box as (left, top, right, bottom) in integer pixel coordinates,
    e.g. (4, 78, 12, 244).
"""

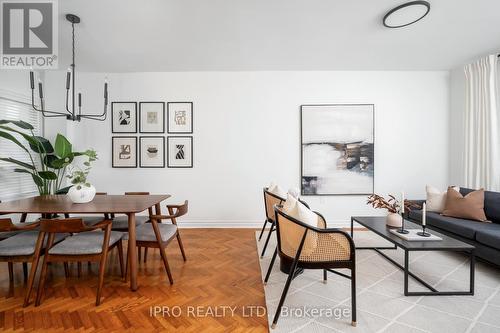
(128, 213, 138, 291)
(155, 203, 161, 216)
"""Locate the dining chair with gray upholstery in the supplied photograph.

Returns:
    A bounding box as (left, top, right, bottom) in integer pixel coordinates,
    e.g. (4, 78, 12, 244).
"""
(125, 200, 188, 284)
(30, 218, 124, 306)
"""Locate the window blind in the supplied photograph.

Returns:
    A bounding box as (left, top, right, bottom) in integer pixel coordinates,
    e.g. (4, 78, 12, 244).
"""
(0, 90, 42, 201)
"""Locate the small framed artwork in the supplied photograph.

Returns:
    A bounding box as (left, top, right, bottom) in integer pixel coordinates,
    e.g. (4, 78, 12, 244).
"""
(139, 102, 165, 133)
(139, 136, 165, 168)
(167, 136, 193, 168)
(112, 136, 137, 168)
(112, 102, 137, 133)
(167, 102, 193, 134)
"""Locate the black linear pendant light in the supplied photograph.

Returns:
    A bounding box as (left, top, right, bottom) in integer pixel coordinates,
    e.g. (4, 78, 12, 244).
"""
(30, 14, 108, 121)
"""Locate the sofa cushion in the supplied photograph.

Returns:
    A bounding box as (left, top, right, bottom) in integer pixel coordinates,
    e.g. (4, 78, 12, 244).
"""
(475, 229, 500, 250)
(460, 187, 500, 223)
(409, 210, 498, 240)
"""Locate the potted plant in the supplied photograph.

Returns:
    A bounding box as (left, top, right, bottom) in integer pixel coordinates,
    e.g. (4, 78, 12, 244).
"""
(66, 149, 98, 203)
(367, 194, 419, 227)
(0, 119, 95, 195)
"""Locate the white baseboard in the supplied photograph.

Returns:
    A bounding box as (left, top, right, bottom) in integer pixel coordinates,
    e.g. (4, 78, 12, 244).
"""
(175, 219, 354, 229)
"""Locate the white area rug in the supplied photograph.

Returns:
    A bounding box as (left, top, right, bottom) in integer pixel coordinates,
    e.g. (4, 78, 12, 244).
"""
(256, 230, 500, 333)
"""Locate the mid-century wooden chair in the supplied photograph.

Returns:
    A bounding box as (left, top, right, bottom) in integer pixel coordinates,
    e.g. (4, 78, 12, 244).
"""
(30, 218, 124, 306)
(125, 201, 188, 284)
(267, 205, 357, 329)
(259, 188, 285, 258)
(0, 218, 69, 308)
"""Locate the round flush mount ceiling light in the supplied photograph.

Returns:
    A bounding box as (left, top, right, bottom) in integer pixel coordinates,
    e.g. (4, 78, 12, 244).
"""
(383, 1, 431, 28)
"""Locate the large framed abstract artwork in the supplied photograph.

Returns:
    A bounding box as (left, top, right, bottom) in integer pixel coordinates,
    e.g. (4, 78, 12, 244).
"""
(301, 104, 374, 195)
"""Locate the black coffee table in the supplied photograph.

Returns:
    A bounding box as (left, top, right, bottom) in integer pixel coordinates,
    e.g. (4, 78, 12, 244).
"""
(351, 216, 475, 296)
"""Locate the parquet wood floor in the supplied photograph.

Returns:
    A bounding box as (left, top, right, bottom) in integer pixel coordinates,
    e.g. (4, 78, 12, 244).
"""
(0, 229, 268, 332)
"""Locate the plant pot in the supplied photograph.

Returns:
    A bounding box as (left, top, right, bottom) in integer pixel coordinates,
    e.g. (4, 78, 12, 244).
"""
(67, 184, 96, 204)
(386, 213, 402, 228)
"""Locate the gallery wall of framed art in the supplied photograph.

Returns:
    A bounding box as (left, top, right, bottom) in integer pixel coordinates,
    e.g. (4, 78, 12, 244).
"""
(300, 104, 374, 196)
(111, 101, 193, 168)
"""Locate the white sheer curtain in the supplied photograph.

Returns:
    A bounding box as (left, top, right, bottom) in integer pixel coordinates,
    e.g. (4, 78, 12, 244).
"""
(463, 55, 500, 191)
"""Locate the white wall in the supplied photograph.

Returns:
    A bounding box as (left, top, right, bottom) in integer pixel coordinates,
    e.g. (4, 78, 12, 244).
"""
(43, 71, 450, 227)
(449, 67, 466, 186)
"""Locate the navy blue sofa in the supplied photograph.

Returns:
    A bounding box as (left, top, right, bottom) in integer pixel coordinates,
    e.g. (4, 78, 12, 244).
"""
(408, 187, 500, 266)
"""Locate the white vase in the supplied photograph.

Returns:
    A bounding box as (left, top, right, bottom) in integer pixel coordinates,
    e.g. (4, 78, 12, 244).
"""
(67, 184, 96, 204)
(386, 213, 402, 228)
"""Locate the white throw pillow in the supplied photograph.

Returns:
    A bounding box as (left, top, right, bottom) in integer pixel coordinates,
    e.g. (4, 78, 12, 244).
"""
(426, 185, 460, 213)
(288, 188, 300, 199)
(268, 181, 287, 199)
(283, 194, 318, 228)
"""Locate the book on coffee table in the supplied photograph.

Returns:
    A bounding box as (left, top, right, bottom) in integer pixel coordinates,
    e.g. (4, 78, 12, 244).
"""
(389, 229, 442, 241)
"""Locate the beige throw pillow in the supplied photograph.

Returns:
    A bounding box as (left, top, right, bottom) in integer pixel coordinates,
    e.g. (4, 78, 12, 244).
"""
(442, 188, 488, 222)
(426, 185, 459, 213)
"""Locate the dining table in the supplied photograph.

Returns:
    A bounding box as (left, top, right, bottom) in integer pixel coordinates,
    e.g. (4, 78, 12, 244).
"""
(0, 194, 170, 291)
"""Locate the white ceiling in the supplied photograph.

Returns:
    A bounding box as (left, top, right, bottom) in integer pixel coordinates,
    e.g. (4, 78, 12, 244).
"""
(57, 0, 500, 72)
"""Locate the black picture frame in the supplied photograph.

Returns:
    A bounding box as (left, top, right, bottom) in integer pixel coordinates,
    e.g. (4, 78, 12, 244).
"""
(112, 102, 137, 133)
(300, 104, 375, 196)
(167, 136, 193, 168)
(167, 102, 193, 134)
(139, 102, 165, 133)
(139, 136, 165, 168)
(112, 136, 137, 168)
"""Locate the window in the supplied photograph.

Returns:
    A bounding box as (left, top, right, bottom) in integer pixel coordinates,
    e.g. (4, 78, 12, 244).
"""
(0, 89, 42, 201)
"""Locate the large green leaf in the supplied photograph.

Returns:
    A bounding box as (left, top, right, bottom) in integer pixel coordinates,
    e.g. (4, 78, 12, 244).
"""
(30, 136, 54, 154)
(31, 174, 44, 187)
(54, 134, 72, 158)
(0, 130, 28, 152)
(38, 171, 58, 180)
(0, 126, 40, 152)
(55, 185, 72, 194)
(0, 157, 34, 169)
(14, 168, 32, 174)
(0, 120, 34, 130)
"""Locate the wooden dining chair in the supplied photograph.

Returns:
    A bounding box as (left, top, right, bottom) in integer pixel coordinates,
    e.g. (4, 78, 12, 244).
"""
(125, 201, 188, 284)
(0, 218, 69, 308)
(259, 188, 285, 258)
(30, 218, 124, 306)
(267, 205, 357, 328)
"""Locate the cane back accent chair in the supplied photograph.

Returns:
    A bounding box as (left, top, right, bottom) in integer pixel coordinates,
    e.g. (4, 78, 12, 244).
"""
(30, 218, 124, 307)
(267, 205, 357, 328)
(259, 188, 285, 258)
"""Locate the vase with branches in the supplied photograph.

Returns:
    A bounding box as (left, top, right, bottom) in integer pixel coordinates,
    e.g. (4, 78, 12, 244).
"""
(367, 194, 420, 227)
(66, 150, 98, 203)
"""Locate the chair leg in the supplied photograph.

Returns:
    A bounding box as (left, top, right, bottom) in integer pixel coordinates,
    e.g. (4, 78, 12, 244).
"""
(258, 219, 268, 241)
(124, 249, 129, 282)
(77, 262, 82, 277)
(264, 247, 278, 285)
(64, 262, 70, 278)
(261, 223, 275, 258)
(351, 265, 357, 327)
(8, 262, 14, 283)
(96, 252, 108, 306)
(143, 247, 148, 263)
(24, 233, 45, 308)
(158, 245, 174, 284)
(176, 233, 187, 261)
(35, 256, 50, 306)
(323, 269, 327, 284)
(22, 262, 28, 283)
(272, 258, 300, 329)
(117, 241, 124, 278)
(138, 246, 142, 262)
